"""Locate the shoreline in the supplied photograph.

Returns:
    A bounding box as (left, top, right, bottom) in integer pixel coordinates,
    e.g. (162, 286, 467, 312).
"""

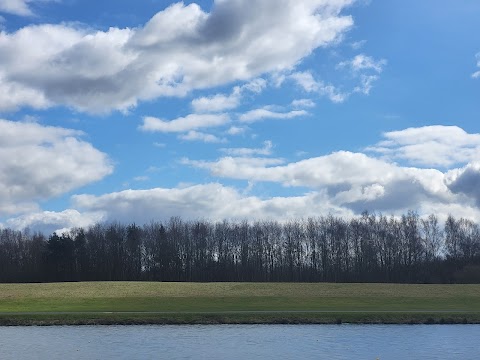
(1, 312, 479, 326)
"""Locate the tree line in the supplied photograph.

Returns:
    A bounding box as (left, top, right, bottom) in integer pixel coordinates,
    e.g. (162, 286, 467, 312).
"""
(1, 212, 480, 283)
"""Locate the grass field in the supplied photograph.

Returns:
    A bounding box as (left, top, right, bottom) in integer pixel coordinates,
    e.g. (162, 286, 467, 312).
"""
(1, 282, 479, 325)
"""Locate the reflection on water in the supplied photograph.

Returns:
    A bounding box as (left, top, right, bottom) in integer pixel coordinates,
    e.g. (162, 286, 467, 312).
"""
(1, 324, 479, 359)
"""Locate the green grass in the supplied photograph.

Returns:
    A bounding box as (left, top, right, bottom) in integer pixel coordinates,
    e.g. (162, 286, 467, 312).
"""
(0, 282, 479, 325)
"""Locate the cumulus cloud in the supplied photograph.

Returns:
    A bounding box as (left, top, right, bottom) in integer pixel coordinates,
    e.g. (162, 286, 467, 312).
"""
(445, 162, 480, 206)
(0, 76, 52, 111)
(183, 149, 458, 215)
(0, 25, 137, 112)
(368, 125, 480, 167)
(3, 164, 461, 233)
(6, 173, 476, 233)
(0, 119, 113, 216)
(0, 0, 356, 113)
(67, 184, 352, 225)
(239, 108, 308, 123)
(140, 113, 229, 133)
(186, 151, 405, 187)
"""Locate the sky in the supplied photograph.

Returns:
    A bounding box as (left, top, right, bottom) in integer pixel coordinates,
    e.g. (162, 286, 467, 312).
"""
(0, 0, 479, 234)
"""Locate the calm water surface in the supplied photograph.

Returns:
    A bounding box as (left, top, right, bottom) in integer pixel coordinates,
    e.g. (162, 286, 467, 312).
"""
(0, 324, 479, 359)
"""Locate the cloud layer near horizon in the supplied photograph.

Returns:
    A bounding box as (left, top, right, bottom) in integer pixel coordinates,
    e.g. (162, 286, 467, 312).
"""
(4, 125, 480, 235)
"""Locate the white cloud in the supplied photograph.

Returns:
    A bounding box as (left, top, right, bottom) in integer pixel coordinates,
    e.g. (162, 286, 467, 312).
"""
(0, 24, 135, 112)
(191, 92, 242, 113)
(0, 0, 356, 113)
(226, 126, 247, 135)
(0, 0, 57, 16)
(445, 162, 480, 206)
(338, 54, 386, 73)
(3, 209, 104, 235)
(473, 53, 480, 79)
(239, 108, 308, 123)
(2, 0, 30, 16)
(367, 125, 480, 167)
(0, 77, 52, 111)
(191, 78, 267, 113)
(290, 72, 319, 92)
(147, 166, 162, 173)
(140, 113, 229, 133)
(336, 54, 386, 95)
(68, 184, 353, 225)
(183, 155, 285, 170)
(291, 98, 316, 108)
(183, 148, 461, 216)
(221, 140, 273, 156)
(241, 78, 268, 93)
(354, 74, 379, 95)
(0, 119, 113, 216)
(290, 63, 384, 99)
(6, 162, 468, 232)
(179, 130, 226, 143)
(350, 39, 366, 50)
(186, 151, 401, 187)
(295, 150, 309, 157)
(290, 71, 347, 103)
(6, 171, 476, 233)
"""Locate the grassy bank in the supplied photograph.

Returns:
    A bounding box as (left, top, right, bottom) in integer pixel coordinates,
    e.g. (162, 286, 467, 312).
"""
(1, 282, 479, 325)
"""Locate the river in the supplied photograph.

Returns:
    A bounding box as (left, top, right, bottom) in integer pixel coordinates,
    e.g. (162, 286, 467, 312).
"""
(0, 324, 479, 359)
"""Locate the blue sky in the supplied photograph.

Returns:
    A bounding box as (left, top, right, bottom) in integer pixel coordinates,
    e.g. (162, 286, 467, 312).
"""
(0, 0, 479, 233)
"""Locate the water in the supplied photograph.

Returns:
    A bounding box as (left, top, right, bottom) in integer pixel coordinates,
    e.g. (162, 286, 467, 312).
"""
(0, 324, 479, 359)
